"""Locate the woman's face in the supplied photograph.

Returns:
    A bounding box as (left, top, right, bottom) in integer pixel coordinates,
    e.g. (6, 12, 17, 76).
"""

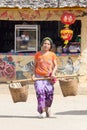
(42, 40, 51, 51)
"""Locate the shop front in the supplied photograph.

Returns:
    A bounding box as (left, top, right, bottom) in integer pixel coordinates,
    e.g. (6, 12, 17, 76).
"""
(0, 1, 87, 82)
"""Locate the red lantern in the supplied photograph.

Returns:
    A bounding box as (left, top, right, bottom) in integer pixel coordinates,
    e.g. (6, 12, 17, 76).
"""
(61, 13, 76, 25)
(60, 27, 73, 45)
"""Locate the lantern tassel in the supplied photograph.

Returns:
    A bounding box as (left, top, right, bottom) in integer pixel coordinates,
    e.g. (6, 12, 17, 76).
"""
(63, 40, 68, 48)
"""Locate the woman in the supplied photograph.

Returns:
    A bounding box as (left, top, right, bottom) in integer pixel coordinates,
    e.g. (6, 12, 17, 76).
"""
(32, 37, 58, 118)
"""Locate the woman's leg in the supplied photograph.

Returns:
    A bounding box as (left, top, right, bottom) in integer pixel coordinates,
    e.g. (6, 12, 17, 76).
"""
(44, 80, 54, 117)
(34, 80, 46, 114)
(45, 80, 54, 108)
(34, 79, 54, 117)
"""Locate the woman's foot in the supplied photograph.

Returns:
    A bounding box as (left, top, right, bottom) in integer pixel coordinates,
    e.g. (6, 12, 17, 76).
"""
(39, 112, 46, 118)
(46, 108, 51, 117)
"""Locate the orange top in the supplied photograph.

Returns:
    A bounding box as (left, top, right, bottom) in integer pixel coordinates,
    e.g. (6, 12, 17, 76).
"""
(35, 51, 57, 76)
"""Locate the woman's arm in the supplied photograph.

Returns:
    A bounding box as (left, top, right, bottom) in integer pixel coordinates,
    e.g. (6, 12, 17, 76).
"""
(31, 58, 37, 80)
(51, 59, 58, 77)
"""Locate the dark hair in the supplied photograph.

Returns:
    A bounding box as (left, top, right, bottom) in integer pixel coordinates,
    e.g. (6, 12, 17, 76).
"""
(41, 37, 53, 49)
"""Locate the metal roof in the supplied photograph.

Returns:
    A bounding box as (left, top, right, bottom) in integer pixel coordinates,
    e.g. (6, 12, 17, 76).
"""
(0, 0, 87, 9)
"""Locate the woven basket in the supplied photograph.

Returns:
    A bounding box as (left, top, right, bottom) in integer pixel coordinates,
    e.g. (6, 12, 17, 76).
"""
(59, 78, 78, 97)
(9, 83, 29, 103)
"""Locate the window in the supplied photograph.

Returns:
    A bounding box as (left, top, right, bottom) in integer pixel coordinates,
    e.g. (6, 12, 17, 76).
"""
(15, 25, 38, 52)
(0, 20, 81, 54)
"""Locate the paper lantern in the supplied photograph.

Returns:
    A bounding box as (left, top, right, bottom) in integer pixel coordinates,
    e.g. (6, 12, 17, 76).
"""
(61, 13, 76, 25)
(60, 27, 73, 45)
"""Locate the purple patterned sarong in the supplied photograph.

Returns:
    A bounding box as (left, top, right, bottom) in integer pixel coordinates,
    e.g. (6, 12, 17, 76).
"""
(34, 75, 54, 114)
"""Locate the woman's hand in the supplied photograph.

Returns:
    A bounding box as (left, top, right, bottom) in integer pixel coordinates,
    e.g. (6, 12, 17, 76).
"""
(31, 74, 36, 81)
(49, 73, 57, 85)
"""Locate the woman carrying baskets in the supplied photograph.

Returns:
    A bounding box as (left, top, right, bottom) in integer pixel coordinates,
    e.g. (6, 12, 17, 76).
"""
(32, 37, 57, 118)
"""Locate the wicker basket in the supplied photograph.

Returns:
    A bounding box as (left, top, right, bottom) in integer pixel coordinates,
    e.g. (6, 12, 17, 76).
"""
(59, 78, 78, 97)
(9, 82, 29, 103)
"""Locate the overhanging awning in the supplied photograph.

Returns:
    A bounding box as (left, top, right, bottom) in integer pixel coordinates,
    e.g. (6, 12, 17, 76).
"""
(0, 0, 87, 9)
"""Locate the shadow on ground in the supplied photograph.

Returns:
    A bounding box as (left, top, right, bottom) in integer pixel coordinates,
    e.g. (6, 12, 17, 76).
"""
(0, 115, 56, 119)
(55, 110, 87, 115)
(0, 115, 38, 118)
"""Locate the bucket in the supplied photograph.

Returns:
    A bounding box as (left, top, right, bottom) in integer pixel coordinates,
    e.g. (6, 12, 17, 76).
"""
(59, 78, 78, 97)
(9, 82, 29, 103)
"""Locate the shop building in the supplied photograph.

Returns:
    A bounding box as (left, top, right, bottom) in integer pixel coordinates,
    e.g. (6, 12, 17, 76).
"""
(0, 1, 87, 84)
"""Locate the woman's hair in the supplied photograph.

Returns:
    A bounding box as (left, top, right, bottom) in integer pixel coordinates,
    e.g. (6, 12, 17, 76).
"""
(41, 37, 53, 49)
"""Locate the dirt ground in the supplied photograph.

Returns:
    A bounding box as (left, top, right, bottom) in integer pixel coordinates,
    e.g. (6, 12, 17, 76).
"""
(0, 94, 87, 130)
(0, 80, 87, 130)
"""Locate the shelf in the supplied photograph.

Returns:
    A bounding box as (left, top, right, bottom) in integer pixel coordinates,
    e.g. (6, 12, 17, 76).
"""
(69, 42, 80, 45)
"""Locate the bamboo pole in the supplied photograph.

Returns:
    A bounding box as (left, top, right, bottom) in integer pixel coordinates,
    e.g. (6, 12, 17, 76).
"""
(7, 74, 84, 84)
